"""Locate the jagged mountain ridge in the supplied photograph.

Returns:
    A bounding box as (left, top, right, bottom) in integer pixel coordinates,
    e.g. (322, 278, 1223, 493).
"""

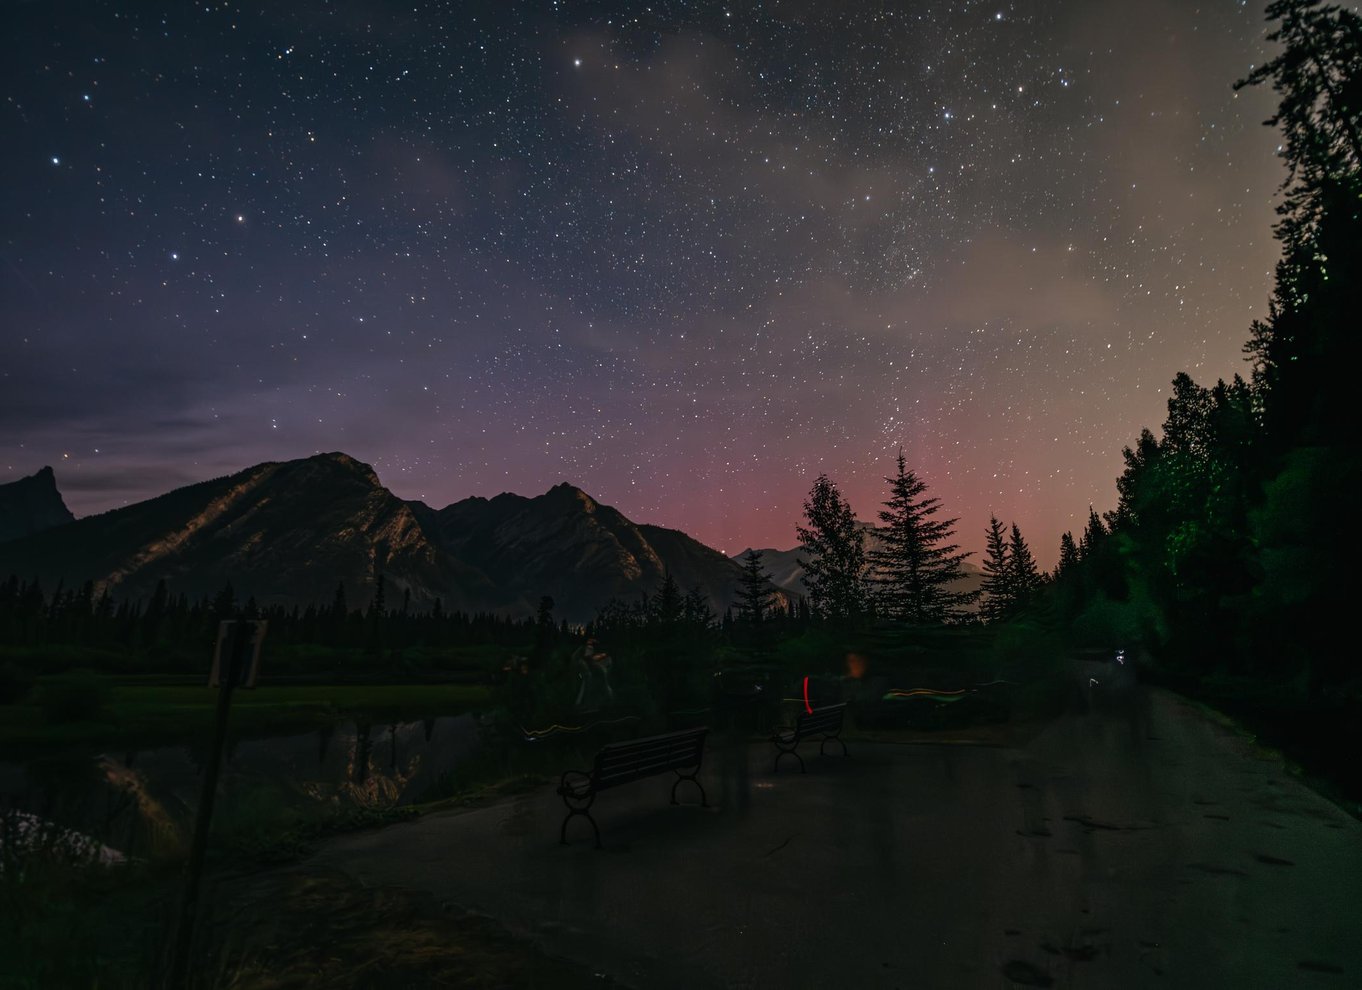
(0, 453, 753, 621)
(0, 454, 503, 612)
(0, 466, 76, 543)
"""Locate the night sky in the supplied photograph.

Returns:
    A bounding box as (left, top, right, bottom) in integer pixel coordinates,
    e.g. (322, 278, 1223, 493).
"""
(2, 1, 1287, 564)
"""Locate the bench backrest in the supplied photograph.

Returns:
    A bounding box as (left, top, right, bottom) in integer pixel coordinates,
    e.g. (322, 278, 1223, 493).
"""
(796, 703, 845, 737)
(591, 727, 708, 790)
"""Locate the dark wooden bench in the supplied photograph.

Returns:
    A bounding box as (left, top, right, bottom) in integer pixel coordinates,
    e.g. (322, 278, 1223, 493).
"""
(557, 726, 709, 847)
(771, 703, 848, 773)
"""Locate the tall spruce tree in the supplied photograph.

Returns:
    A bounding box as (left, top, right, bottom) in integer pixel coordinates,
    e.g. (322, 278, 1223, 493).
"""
(796, 474, 871, 621)
(735, 549, 779, 624)
(1007, 523, 1043, 612)
(649, 571, 683, 626)
(1055, 531, 1080, 580)
(1236, 0, 1362, 256)
(869, 451, 978, 623)
(979, 516, 1011, 623)
(1079, 507, 1107, 559)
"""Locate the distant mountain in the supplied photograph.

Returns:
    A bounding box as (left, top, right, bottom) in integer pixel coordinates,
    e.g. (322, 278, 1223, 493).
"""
(0, 467, 75, 543)
(734, 545, 806, 593)
(733, 533, 985, 608)
(0, 453, 753, 621)
(0, 454, 503, 612)
(429, 483, 753, 620)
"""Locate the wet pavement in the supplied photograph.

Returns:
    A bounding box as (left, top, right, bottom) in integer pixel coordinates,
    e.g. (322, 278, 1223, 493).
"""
(310, 684, 1361, 988)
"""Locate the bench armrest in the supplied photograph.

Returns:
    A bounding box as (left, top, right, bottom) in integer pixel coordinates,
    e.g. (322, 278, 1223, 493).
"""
(557, 768, 592, 795)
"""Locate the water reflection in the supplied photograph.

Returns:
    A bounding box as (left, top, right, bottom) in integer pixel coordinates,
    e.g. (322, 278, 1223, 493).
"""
(0, 715, 480, 858)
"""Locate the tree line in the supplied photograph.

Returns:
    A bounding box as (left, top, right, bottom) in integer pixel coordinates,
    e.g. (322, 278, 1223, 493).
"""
(1045, 0, 1360, 697)
(736, 0, 1360, 707)
(0, 572, 546, 668)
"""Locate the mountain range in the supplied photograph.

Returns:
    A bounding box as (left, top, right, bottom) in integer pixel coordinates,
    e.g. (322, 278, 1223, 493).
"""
(0, 454, 776, 622)
(0, 455, 984, 620)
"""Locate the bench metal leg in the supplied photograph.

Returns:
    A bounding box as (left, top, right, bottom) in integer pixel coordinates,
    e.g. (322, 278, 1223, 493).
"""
(671, 768, 708, 807)
(819, 734, 848, 757)
(559, 793, 602, 849)
(772, 745, 805, 774)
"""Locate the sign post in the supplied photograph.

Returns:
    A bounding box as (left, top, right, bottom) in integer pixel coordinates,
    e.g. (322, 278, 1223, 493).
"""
(166, 618, 265, 989)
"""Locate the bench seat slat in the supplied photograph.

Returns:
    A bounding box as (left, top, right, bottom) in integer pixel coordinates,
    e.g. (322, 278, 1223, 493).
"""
(599, 729, 705, 752)
(587, 728, 707, 792)
(595, 753, 702, 782)
(598, 747, 701, 769)
(599, 749, 700, 773)
(597, 757, 700, 779)
(598, 739, 702, 763)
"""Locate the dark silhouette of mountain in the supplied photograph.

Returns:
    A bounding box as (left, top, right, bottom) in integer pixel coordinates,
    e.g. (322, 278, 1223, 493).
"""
(733, 545, 807, 594)
(0, 466, 75, 543)
(430, 483, 751, 620)
(0, 454, 751, 621)
(0, 453, 503, 611)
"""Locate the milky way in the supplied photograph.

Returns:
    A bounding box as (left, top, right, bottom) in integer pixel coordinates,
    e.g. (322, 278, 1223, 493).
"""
(2, 1, 1287, 564)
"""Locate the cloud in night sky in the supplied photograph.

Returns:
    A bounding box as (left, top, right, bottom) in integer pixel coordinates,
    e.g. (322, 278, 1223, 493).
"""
(1, 0, 1288, 564)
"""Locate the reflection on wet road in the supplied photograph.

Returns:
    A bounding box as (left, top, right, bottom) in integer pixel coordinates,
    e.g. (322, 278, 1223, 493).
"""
(313, 681, 1361, 989)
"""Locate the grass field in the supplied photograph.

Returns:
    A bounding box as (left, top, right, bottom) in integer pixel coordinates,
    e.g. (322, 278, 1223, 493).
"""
(0, 681, 493, 753)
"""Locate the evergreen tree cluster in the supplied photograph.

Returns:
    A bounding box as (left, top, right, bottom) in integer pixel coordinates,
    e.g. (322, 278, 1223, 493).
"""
(979, 516, 1043, 623)
(0, 573, 544, 672)
(794, 454, 977, 626)
(590, 571, 716, 640)
(1051, 0, 1360, 694)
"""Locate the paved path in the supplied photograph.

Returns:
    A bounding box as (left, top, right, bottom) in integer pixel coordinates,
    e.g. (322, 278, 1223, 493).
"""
(310, 685, 1361, 988)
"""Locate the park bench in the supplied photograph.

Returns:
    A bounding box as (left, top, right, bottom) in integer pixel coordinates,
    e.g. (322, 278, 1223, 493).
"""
(557, 726, 709, 847)
(770, 702, 848, 773)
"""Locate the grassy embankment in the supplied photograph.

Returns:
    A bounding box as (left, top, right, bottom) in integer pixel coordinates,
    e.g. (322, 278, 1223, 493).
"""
(0, 641, 508, 752)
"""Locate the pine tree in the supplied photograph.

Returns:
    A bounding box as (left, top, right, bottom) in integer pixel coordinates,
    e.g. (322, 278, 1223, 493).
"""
(1055, 531, 1080, 579)
(649, 571, 683, 626)
(734, 549, 779, 624)
(979, 516, 1011, 623)
(682, 585, 715, 628)
(1235, 1, 1362, 456)
(211, 582, 236, 621)
(142, 578, 169, 646)
(1007, 523, 1042, 612)
(1236, 0, 1362, 255)
(369, 573, 386, 620)
(796, 474, 871, 621)
(1079, 507, 1106, 559)
(869, 451, 978, 623)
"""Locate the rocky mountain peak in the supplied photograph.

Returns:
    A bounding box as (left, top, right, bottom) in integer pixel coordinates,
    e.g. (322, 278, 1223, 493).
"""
(309, 451, 382, 484)
(0, 466, 76, 543)
(544, 482, 597, 512)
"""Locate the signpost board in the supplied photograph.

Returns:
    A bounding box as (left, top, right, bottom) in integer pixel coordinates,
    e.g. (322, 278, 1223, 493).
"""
(208, 619, 266, 688)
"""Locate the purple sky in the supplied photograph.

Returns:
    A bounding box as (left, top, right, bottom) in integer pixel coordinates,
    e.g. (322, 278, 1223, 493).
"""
(2, 1, 1285, 564)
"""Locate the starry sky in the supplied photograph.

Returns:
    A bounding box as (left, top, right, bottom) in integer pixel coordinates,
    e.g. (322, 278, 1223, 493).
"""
(2, 0, 1290, 565)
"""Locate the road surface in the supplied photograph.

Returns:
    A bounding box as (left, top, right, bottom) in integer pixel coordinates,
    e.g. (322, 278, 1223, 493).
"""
(309, 683, 1360, 988)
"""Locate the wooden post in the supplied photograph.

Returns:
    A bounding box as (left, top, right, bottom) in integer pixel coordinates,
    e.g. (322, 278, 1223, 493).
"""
(165, 620, 248, 989)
